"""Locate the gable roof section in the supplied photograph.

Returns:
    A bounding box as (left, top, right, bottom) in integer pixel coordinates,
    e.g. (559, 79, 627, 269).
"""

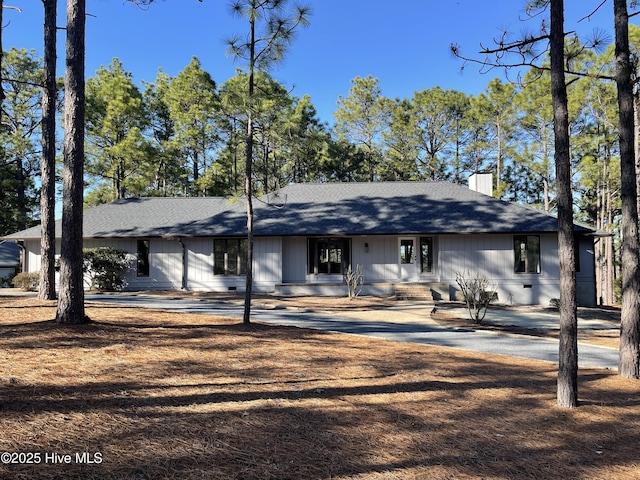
(3, 181, 594, 240)
(256, 182, 571, 235)
(3, 196, 246, 240)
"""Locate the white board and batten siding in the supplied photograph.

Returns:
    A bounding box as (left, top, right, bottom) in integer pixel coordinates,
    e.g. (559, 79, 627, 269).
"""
(252, 237, 283, 291)
(20, 236, 282, 293)
(438, 233, 576, 306)
(132, 236, 282, 292)
(282, 237, 306, 283)
(281, 236, 405, 284)
(352, 236, 402, 282)
(18, 231, 595, 306)
(84, 238, 182, 290)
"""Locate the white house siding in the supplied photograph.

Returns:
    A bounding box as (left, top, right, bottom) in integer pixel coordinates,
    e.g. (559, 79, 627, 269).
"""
(281, 234, 573, 304)
(24, 239, 42, 273)
(132, 236, 282, 292)
(287, 236, 403, 285)
(282, 237, 306, 283)
(282, 236, 433, 285)
(436, 233, 590, 306)
(354, 236, 402, 282)
(83, 238, 182, 291)
(17, 231, 595, 306)
(253, 237, 282, 291)
(184, 238, 213, 289)
(19, 237, 283, 293)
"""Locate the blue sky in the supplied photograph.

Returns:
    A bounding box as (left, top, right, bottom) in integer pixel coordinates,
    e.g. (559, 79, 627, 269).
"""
(4, 0, 623, 125)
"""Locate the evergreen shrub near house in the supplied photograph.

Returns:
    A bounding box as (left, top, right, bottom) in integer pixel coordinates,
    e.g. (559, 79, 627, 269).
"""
(11, 272, 40, 291)
(82, 247, 129, 291)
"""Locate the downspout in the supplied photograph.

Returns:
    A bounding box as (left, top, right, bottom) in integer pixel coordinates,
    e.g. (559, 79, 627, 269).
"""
(178, 238, 186, 290)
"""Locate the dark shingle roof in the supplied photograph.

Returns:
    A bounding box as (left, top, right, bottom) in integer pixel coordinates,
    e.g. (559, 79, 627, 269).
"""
(2, 181, 594, 240)
(257, 182, 568, 235)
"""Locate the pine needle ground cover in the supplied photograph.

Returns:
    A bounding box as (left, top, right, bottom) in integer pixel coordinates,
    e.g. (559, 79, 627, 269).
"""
(0, 295, 638, 479)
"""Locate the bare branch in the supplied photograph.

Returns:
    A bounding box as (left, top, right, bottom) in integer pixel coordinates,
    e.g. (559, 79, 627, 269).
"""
(125, 0, 202, 9)
(479, 32, 549, 55)
(577, 0, 607, 23)
(451, 5, 618, 87)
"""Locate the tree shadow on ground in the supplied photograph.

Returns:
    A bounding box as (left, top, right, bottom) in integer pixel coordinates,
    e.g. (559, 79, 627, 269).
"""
(1, 305, 639, 479)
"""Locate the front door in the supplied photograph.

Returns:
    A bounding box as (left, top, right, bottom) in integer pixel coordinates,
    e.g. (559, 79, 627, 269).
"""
(399, 237, 417, 281)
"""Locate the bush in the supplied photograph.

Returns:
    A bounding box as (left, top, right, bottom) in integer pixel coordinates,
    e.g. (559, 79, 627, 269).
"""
(344, 264, 364, 300)
(455, 271, 498, 324)
(11, 272, 40, 291)
(83, 247, 129, 291)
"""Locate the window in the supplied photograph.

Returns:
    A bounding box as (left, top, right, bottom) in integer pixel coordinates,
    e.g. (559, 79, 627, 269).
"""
(308, 238, 351, 275)
(420, 237, 433, 273)
(400, 239, 414, 264)
(214, 238, 248, 275)
(137, 239, 150, 277)
(514, 235, 540, 273)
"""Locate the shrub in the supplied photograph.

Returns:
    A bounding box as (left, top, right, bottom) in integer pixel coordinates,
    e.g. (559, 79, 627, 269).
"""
(455, 271, 498, 324)
(344, 264, 364, 300)
(83, 247, 129, 291)
(11, 272, 40, 291)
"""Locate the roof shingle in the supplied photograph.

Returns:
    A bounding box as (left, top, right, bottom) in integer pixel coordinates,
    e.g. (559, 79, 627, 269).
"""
(2, 181, 593, 240)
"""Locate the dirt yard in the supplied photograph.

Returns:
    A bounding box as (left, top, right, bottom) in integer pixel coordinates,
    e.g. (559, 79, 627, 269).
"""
(0, 294, 638, 479)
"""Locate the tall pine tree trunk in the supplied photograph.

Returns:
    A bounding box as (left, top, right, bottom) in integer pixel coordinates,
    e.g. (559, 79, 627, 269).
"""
(614, 0, 640, 379)
(551, 0, 578, 408)
(243, 112, 254, 325)
(635, 93, 640, 225)
(0, 1, 4, 130)
(56, 0, 87, 324)
(39, 0, 57, 301)
(243, 16, 256, 325)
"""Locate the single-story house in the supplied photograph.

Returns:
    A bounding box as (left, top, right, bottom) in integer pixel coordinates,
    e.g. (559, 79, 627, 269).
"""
(2, 177, 599, 306)
(0, 240, 21, 286)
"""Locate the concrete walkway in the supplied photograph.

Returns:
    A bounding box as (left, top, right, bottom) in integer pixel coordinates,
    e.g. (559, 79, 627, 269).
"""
(85, 292, 619, 371)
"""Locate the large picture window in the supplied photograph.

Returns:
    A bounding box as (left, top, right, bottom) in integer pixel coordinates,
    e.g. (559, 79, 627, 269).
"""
(420, 237, 433, 273)
(214, 238, 248, 275)
(514, 235, 541, 274)
(308, 238, 351, 275)
(137, 239, 150, 277)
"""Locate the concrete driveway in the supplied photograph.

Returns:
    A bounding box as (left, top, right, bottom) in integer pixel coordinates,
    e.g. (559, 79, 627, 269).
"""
(86, 293, 619, 371)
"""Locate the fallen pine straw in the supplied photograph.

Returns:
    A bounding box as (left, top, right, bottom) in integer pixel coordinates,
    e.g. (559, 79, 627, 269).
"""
(0, 295, 638, 480)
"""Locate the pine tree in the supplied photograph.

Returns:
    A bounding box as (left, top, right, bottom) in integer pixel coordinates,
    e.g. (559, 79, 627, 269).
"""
(39, 0, 57, 301)
(56, 0, 87, 324)
(226, 0, 310, 324)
